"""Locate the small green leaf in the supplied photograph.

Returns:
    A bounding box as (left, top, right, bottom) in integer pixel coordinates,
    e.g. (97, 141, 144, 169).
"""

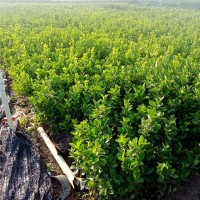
(116, 135, 129, 147)
(158, 175, 164, 183)
(87, 180, 95, 188)
(149, 100, 156, 107)
(117, 152, 125, 161)
(138, 135, 145, 145)
(170, 174, 178, 178)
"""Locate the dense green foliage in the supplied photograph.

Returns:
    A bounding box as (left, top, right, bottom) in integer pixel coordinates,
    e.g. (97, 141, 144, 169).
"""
(0, 3, 199, 199)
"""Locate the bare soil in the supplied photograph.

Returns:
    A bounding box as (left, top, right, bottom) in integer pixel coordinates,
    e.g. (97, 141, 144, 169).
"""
(165, 174, 200, 200)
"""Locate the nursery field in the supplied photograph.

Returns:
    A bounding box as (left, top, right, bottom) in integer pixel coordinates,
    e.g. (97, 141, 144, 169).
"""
(0, 2, 200, 199)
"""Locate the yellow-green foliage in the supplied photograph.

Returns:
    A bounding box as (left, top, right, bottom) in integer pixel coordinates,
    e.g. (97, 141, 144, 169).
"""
(0, 3, 199, 199)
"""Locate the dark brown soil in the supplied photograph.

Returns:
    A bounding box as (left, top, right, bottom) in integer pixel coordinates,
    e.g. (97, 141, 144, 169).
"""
(165, 174, 200, 200)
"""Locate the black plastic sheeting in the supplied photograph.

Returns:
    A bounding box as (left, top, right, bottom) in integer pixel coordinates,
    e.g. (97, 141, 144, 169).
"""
(0, 102, 52, 200)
